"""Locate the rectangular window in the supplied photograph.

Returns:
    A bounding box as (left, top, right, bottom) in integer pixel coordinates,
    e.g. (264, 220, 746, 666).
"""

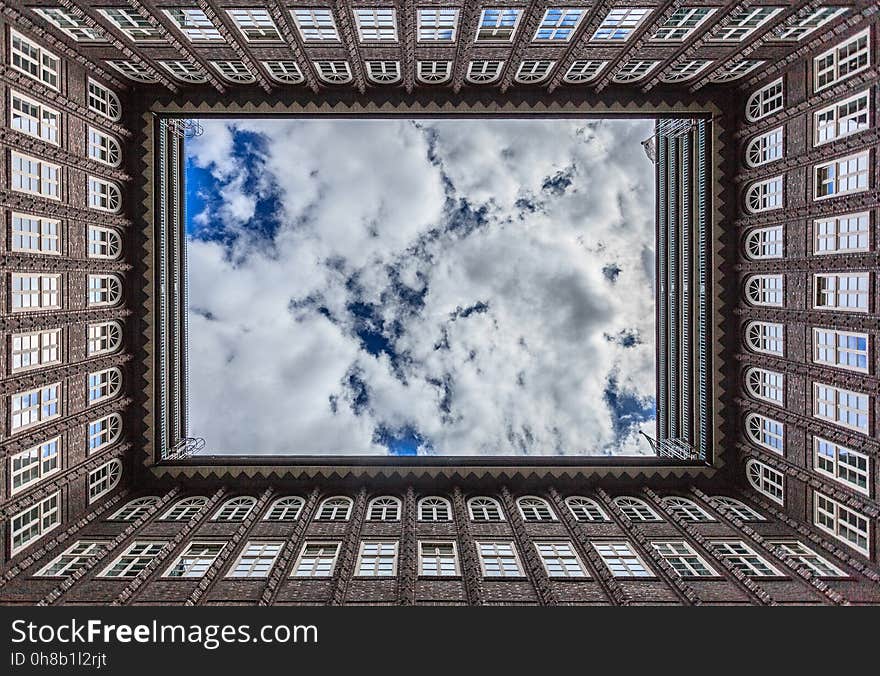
(33, 8, 105, 42)
(11, 213, 61, 255)
(99, 542, 166, 578)
(10, 30, 60, 89)
(710, 541, 781, 577)
(227, 9, 281, 42)
(10, 437, 60, 494)
(164, 542, 225, 577)
(814, 91, 870, 146)
(227, 541, 283, 578)
(88, 461, 120, 503)
(814, 30, 870, 92)
(533, 9, 584, 42)
(814, 152, 870, 200)
(535, 541, 587, 578)
(593, 541, 652, 577)
(97, 8, 163, 41)
(813, 382, 869, 433)
(10, 383, 60, 432)
(814, 437, 870, 495)
(36, 540, 107, 577)
(418, 541, 459, 576)
(765, 540, 846, 577)
(354, 8, 397, 41)
(592, 8, 651, 41)
(814, 492, 870, 555)
(292, 542, 340, 577)
(11, 152, 61, 200)
(709, 7, 782, 41)
(87, 80, 120, 120)
(417, 8, 459, 41)
(11, 328, 61, 373)
(291, 9, 339, 41)
(651, 541, 718, 577)
(10, 91, 60, 145)
(356, 541, 398, 577)
(814, 273, 869, 312)
(771, 7, 847, 41)
(476, 8, 522, 42)
(477, 541, 524, 577)
(11, 273, 61, 312)
(812, 328, 869, 373)
(651, 8, 715, 41)
(814, 212, 870, 254)
(10, 492, 60, 555)
(163, 9, 222, 41)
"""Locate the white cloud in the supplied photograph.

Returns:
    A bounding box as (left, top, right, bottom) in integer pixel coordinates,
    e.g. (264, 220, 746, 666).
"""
(185, 118, 657, 456)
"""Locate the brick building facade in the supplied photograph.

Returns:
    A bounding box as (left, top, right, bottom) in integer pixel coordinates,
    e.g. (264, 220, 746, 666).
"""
(0, 1, 878, 604)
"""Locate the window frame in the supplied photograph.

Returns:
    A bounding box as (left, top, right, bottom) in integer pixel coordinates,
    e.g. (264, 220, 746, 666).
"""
(226, 540, 284, 578)
(813, 381, 869, 433)
(366, 495, 401, 521)
(162, 541, 226, 578)
(745, 320, 784, 356)
(98, 541, 166, 578)
(107, 496, 159, 521)
(264, 496, 304, 521)
(710, 540, 783, 577)
(813, 151, 870, 200)
(593, 540, 654, 577)
(746, 459, 785, 505)
(354, 540, 399, 577)
(813, 212, 870, 255)
(591, 8, 652, 42)
(534, 540, 589, 578)
(88, 412, 123, 454)
(211, 496, 257, 522)
(745, 412, 784, 454)
(10, 151, 61, 201)
(813, 491, 870, 555)
(813, 29, 870, 93)
(10, 382, 61, 433)
(812, 326, 869, 373)
(613, 496, 663, 522)
(35, 540, 108, 577)
(476, 540, 525, 578)
(315, 496, 353, 521)
(10, 30, 60, 90)
(291, 541, 341, 577)
(764, 540, 847, 578)
(417, 496, 452, 522)
(651, 541, 719, 577)
(745, 127, 784, 168)
(11, 327, 62, 372)
(10, 437, 61, 495)
(565, 496, 609, 522)
(10, 491, 61, 555)
(745, 78, 784, 122)
(813, 90, 871, 147)
(813, 272, 869, 313)
(10, 90, 61, 145)
(813, 436, 870, 496)
(417, 540, 460, 577)
(467, 496, 505, 522)
(475, 8, 523, 43)
(711, 496, 765, 522)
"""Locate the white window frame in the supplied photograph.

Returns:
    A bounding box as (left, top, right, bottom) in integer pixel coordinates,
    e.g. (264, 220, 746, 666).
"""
(771, 7, 848, 41)
(315, 496, 353, 521)
(711, 496, 764, 521)
(290, 9, 339, 42)
(163, 542, 226, 578)
(88, 274, 123, 307)
(160, 496, 208, 521)
(105, 60, 159, 83)
(366, 496, 401, 521)
(591, 8, 652, 42)
(212, 496, 256, 521)
(812, 327, 869, 373)
(98, 541, 166, 578)
(365, 61, 401, 84)
(88, 413, 122, 453)
(353, 8, 398, 42)
(744, 225, 783, 259)
(813, 212, 871, 254)
(108, 496, 159, 521)
(745, 274, 783, 307)
(226, 8, 282, 42)
(35, 540, 108, 577)
(87, 79, 122, 121)
(355, 540, 399, 577)
(33, 8, 106, 42)
(313, 61, 352, 84)
(11, 213, 61, 256)
(745, 176, 783, 213)
(466, 60, 505, 84)
(708, 7, 783, 42)
(593, 541, 653, 577)
(88, 226, 123, 260)
(418, 541, 460, 577)
(264, 496, 304, 521)
(416, 61, 452, 84)
(10, 91, 60, 145)
(10, 437, 60, 495)
(159, 60, 207, 84)
(745, 412, 784, 454)
(613, 496, 662, 522)
(292, 542, 341, 577)
(417, 8, 459, 42)
(710, 540, 782, 576)
(10, 492, 60, 555)
(710, 60, 765, 82)
(814, 152, 870, 200)
(746, 459, 785, 505)
(662, 497, 714, 522)
(813, 382, 869, 434)
(813, 491, 870, 555)
(514, 60, 555, 84)
(563, 60, 606, 83)
(475, 8, 523, 43)
(87, 177, 122, 213)
(476, 540, 524, 578)
(765, 540, 846, 577)
(814, 90, 871, 147)
(417, 496, 452, 522)
(660, 60, 713, 83)
(10, 30, 60, 90)
(468, 496, 505, 521)
(210, 60, 255, 84)
(745, 127, 784, 168)
(162, 9, 222, 42)
(532, 8, 585, 42)
(745, 367, 784, 405)
(516, 496, 557, 522)
(651, 541, 718, 577)
(745, 321, 784, 356)
(11, 152, 61, 200)
(814, 29, 870, 93)
(11, 273, 61, 312)
(565, 496, 609, 522)
(535, 541, 588, 578)
(813, 272, 869, 312)
(263, 61, 304, 84)
(97, 8, 163, 42)
(11, 327, 62, 372)
(746, 78, 784, 121)
(88, 367, 122, 405)
(814, 436, 870, 496)
(226, 541, 283, 578)
(650, 8, 716, 41)
(10, 382, 60, 432)
(87, 127, 122, 167)
(87, 458, 122, 503)
(612, 60, 659, 83)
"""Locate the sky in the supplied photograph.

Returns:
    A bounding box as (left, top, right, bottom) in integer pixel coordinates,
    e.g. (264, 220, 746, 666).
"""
(184, 117, 657, 456)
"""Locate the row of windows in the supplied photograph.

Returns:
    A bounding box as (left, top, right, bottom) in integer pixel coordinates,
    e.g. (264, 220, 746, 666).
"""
(10, 152, 122, 212)
(9, 414, 122, 496)
(744, 369, 871, 434)
(744, 150, 871, 213)
(9, 371, 123, 435)
(745, 414, 870, 497)
(743, 213, 871, 261)
(111, 493, 766, 525)
(10, 322, 123, 375)
(10, 273, 123, 312)
(744, 272, 870, 312)
(34, 534, 847, 582)
(38, 5, 850, 49)
(11, 214, 123, 259)
(745, 462, 871, 555)
(745, 323, 869, 374)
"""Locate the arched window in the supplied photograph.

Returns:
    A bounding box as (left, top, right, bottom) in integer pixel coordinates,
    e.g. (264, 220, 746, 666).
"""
(87, 127, 121, 167)
(210, 60, 255, 83)
(315, 496, 352, 521)
(516, 496, 556, 521)
(88, 367, 122, 404)
(711, 496, 765, 521)
(105, 60, 159, 83)
(660, 59, 712, 82)
(263, 60, 303, 84)
(745, 367, 784, 405)
(466, 60, 504, 83)
(744, 225, 783, 259)
(365, 61, 400, 84)
(88, 321, 123, 357)
(88, 274, 123, 307)
(314, 60, 352, 84)
(745, 321, 784, 355)
(109, 496, 159, 521)
(87, 176, 122, 213)
(612, 60, 658, 82)
(264, 496, 304, 521)
(745, 176, 783, 213)
(87, 79, 122, 121)
(745, 127, 783, 167)
(88, 226, 122, 260)
(514, 60, 554, 83)
(746, 459, 784, 504)
(710, 59, 764, 82)
(467, 496, 504, 521)
(416, 61, 451, 84)
(614, 496, 662, 521)
(746, 78, 784, 121)
(662, 496, 714, 522)
(213, 496, 256, 521)
(745, 274, 783, 307)
(88, 459, 121, 503)
(159, 60, 207, 83)
(563, 60, 605, 83)
(745, 413, 784, 453)
(88, 413, 122, 453)
(565, 496, 609, 522)
(367, 496, 401, 521)
(161, 496, 208, 521)
(418, 496, 452, 521)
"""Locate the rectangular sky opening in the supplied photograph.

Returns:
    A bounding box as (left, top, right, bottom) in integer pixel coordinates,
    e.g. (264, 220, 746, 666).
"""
(183, 117, 658, 457)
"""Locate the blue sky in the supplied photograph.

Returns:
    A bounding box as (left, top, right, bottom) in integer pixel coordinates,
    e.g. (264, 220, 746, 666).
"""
(185, 118, 657, 456)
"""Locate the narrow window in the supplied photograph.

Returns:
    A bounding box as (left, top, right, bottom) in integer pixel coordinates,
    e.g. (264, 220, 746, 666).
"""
(263, 61, 303, 84)
(746, 79, 784, 121)
(105, 61, 160, 83)
(516, 496, 556, 522)
(313, 61, 352, 84)
(210, 61, 255, 84)
(88, 367, 122, 404)
(745, 176, 783, 212)
(87, 177, 122, 213)
(744, 225, 783, 259)
(651, 8, 715, 41)
(662, 497, 713, 522)
(88, 413, 122, 453)
(88, 274, 122, 307)
(746, 459, 784, 504)
(159, 60, 207, 84)
(466, 60, 505, 84)
(87, 127, 122, 166)
(745, 321, 784, 356)
(563, 60, 606, 83)
(745, 274, 783, 307)
(365, 61, 400, 84)
(88, 459, 122, 503)
(417, 61, 452, 84)
(745, 367, 784, 405)
(612, 61, 659, 83)
(87, 79, 122, 121)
